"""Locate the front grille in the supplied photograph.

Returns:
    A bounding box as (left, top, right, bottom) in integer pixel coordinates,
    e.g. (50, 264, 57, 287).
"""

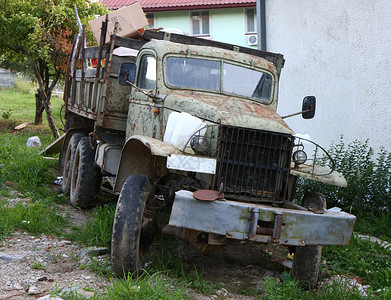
(215, 126, 293, 203)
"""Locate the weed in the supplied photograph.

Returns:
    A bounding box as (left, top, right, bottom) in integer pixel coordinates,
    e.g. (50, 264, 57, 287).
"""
(65, 204, 116, 248)
(87, 255, 112, 277)
(32, 262, 46, 270)
(261, 276, 303, 300)
(187, 266, 216, 294)
(2, 109, 12, 119)
(50, 251, 60, 264)
(79, 264, 89, 271)
(104, 271, 189, 299)
(69, 251, 80, 264)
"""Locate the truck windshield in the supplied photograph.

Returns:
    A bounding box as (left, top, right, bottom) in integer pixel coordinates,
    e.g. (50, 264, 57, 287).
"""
(165, 57, 273, 103)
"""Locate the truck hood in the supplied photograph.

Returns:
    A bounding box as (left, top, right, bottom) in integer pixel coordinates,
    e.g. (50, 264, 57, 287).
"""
(163, 91, 293, 135)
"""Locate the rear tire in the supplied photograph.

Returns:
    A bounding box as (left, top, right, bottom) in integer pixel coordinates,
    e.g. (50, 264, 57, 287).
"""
(62, 133, 84, 196)
(69, 137, 101, 208)
(111, 175, 157, 277)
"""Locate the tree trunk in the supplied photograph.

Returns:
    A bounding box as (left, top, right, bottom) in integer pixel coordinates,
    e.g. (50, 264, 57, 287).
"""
(43, 94, 59, 139)
(30, 58, 61, 138)
(34, 89, 44, 124)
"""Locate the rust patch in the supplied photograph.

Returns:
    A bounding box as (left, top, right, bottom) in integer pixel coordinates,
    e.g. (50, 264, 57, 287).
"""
(272, 214, 283, 244)
(193, 190, 224, 201)
(164, 91, 293, 134)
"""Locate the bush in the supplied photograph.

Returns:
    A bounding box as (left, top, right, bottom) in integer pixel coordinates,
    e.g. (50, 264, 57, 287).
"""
(1, 109, 12, 119)
(13, 74, 37, 94)
(294, 136, 391, 217)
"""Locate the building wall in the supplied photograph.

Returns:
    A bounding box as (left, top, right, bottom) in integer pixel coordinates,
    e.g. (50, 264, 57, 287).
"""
(153, 8, 257, 48)
(154, 11, 189, 33)
(266, 0, 391, 152)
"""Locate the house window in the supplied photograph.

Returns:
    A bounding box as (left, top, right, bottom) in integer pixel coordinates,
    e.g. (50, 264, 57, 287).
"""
(191, 11, 210, 36)
(146, 13, 154, 29)
(245, 8, 257, 33)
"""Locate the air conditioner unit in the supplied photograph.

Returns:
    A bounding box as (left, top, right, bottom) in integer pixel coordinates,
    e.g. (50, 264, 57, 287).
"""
(247, 35, 258, 46)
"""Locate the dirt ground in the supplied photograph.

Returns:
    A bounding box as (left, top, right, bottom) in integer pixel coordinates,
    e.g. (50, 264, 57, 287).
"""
(0, 181, 294, 299)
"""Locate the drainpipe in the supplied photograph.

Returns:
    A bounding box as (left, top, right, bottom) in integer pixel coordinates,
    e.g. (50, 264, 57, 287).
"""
(256, 0, 266, 51)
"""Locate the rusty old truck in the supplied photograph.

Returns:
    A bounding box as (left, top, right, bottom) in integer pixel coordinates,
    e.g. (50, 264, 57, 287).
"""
(59, 24, 355, 287)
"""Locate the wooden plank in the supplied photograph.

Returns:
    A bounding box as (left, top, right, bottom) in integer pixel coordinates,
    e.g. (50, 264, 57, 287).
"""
(14, 122, 31, 130)
(114, 36, 146, 50)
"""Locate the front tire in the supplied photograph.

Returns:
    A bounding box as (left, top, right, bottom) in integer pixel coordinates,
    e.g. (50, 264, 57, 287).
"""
(291, 192, 326, 289)
(111, 175, 157, 277)
(69, 137, 101, 208)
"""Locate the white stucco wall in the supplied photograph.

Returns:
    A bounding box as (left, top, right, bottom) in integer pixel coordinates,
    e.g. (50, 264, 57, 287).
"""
(266, 0, 391, 152)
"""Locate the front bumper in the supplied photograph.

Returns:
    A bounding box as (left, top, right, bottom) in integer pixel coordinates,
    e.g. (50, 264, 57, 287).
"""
(169, 190, 356, 246)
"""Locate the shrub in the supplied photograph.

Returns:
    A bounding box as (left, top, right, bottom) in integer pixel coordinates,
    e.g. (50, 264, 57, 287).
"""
(1, 109, 12, 119)
(13, 74, 37, 94)
(294, 136, 391, 217)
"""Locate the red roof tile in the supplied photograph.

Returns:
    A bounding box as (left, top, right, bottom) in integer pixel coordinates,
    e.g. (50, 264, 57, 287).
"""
(100, 0, 256, 11)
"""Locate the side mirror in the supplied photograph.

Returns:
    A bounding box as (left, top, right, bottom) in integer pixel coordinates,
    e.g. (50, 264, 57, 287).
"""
(119, 62, 137, 86)
(302, 96, 316, 119)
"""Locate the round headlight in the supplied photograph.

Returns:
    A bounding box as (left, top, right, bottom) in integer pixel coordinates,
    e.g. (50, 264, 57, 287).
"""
(293, 150, 307, 165)
(190, 136, 209, 154)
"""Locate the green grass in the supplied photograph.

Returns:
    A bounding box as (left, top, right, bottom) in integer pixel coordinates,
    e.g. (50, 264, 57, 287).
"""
(0, 88, 64, 129)
(104, 272, 190, 299)
(65, 204, 116, 248)
(322, 234, 391, 291)
(353, 212, 391, 239)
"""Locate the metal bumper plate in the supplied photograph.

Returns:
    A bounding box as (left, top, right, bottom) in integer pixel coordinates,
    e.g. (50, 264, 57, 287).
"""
(169, 190, 356, 246)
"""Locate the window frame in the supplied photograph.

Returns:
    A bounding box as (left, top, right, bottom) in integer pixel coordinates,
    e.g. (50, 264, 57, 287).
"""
(164, 55, 221, 91)
(163, 55, 274, 105)
(245, 7, 257, 34)
(146, 13, 154, 29)
(136, 54, 157, 91)
(190, 10, 210, 37)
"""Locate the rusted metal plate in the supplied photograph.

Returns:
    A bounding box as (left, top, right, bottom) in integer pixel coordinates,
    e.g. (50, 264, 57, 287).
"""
(167, 155, 216, 174)
(193, 190, 223, 201)
(169, 190, 356, 246)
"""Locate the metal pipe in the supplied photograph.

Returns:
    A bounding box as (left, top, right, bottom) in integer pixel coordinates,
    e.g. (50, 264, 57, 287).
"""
(256, 0, 266, 51)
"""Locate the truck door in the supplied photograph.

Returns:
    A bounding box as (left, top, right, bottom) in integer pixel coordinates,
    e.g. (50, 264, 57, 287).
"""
(126, 52, 163, 141)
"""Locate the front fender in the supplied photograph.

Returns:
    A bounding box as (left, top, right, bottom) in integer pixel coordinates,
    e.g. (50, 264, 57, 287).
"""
(114, 136, 182, 192)
(129, 135, 182, 157)
(291, 165, 348, 188)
